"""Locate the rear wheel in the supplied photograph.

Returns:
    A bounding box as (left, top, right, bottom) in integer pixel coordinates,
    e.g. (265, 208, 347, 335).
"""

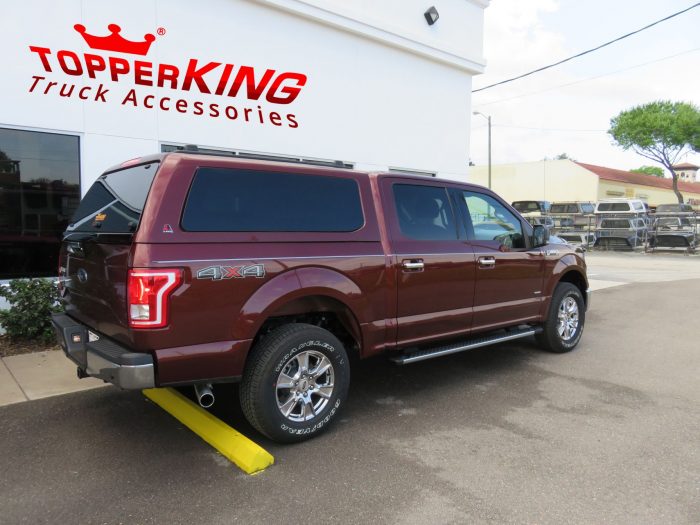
(536, 282, 585, 353)
(240, 323, 350, 443)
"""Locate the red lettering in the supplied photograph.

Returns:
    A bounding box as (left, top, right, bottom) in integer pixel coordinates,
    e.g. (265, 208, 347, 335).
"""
(144, 95, 155, 109)
(28, 76, 45, 93)
(59, 84, 75, 97)
(209, 103, 220, 117)
(269, 111, 282, 126)
(29, 46, 52, 71)
(227, 66, 274, 100)
(43, 81, 57, 94)
(215, 64, 234, 95)
(121, 89, 137, 105)
(109, 57, 130, 81)
(160, 97, 171, 111)
(79, 86, 92, 100)
(94, 84, 109, 102)
(57, 50, 83, 76)
(287, 114, 298, 128)
(266, 73, 307, 104)
(182, 59, 221, 94)
(134, 61, 153, 86)
(175, 99, 188, 113)
(193, 101, 204, 115)
(84, 54, 106, 78)
(223, 266, 242, 279)
(243, 107, 252, 121)
(224, 105, 237, 119)
(157, 63, 179, 89)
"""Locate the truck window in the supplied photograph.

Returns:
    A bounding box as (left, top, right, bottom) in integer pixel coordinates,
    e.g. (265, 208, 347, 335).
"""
(392, 184, 457, 240)
(181, 168, 364, 232)
(463, 191, 525, 249)
(68, 162, 159, 233)
(597, 203, 629, 212)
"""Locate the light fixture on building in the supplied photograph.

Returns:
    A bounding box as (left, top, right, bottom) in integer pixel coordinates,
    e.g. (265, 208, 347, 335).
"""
(424, 6, 439, 25)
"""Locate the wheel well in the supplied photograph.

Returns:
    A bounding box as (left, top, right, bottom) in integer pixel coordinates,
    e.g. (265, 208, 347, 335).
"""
(250, 295, 362, 362)
(558, 271, 588, 306)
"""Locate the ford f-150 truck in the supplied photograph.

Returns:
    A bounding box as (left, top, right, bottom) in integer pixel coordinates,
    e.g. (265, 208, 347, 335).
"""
(52, 150, 589, 442)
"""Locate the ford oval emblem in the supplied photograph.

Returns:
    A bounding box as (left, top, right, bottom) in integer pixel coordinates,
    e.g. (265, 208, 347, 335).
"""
(77, 268, 88, 283)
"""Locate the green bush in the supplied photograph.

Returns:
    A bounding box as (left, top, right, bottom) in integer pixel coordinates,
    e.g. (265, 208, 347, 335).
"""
(0, 279, 62, 344)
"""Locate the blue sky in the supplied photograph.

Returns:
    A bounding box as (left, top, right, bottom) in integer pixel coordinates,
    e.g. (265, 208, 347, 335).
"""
(470, 0, 700, 172)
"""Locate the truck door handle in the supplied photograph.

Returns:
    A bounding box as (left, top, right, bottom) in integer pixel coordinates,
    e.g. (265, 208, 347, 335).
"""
(401, 259, 425, 271)
(478, 256, 496, 268)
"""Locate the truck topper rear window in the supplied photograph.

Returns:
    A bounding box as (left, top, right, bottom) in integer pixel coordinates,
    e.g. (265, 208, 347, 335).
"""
(181, 168, 364, 232)
(68, 162, 159, 233)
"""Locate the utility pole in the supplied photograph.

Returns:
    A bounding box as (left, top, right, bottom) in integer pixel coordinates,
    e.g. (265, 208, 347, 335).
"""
(473, 111, 491, 189)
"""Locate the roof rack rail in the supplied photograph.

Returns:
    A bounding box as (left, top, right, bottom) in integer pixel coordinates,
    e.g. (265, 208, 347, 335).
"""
(171, 144, 353, 169)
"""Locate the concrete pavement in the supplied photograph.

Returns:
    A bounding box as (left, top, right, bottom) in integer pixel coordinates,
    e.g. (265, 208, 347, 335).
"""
(0, 350, 105, 406)
(2, 277, 699, 524)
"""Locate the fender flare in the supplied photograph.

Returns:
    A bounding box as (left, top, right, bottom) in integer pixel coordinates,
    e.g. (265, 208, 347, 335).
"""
(232, 267, 366, 342)
(541, 256, 588, 316)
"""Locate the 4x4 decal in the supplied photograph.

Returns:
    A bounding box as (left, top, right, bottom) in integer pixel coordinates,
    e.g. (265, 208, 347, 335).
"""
(196, 264, 266, 280)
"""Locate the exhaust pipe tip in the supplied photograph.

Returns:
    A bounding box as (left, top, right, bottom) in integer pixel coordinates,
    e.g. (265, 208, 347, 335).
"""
(194, 383, 215, 408)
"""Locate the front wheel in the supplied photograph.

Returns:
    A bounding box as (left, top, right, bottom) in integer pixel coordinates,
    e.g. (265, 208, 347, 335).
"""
(240, 323, 350, 443)
(536, 282, 585, 353)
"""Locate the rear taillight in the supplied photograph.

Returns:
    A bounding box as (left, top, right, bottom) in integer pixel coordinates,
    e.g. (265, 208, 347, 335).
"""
(127, 269, 183, 328)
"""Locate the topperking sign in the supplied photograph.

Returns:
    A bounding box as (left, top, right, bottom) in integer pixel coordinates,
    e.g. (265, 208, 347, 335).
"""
(27, 23, 308, 129)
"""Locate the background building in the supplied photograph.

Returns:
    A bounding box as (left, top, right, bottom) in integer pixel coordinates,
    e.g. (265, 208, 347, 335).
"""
(470, 159, 700, 209)
(673, 163, 699, 183)
(1, 0, 489, 281)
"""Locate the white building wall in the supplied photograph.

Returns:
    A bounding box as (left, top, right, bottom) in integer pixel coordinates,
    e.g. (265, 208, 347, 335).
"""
(3, 0, 487, 192)
(470, 160, 601, 203)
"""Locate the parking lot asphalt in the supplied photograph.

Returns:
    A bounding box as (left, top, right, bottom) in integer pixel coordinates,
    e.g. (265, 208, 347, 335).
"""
(2, 272, 700, 523)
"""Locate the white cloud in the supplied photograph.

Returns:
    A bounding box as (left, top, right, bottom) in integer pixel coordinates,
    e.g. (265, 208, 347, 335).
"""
(470, 0, 700, 172)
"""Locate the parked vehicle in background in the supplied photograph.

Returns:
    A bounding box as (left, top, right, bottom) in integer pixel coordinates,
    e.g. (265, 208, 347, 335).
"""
(548, 201, 596, 247)
(512, 201, 553, 229)
(51, 150, 589, 443)
(550, 201, 595, 215)
(557, 231, 596, 248)
(512, 201, 551, 214)
(647, 209, 698, 253)
(594, 199, 647, 215)
(595, 217, 648, 249)
(655, 203, 695, 214)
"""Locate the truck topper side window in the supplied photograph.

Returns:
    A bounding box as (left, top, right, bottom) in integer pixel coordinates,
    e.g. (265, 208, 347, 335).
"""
(462, 191, 526, 249)
(181, 168, 364, 232)
(392, 184, 458, 241)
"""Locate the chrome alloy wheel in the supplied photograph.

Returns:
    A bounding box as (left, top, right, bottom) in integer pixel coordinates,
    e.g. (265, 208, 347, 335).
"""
(557, 296, 580, 341)
(275, 350, 335, 422)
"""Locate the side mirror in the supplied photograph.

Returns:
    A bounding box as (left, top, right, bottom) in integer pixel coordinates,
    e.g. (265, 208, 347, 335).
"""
(532, 224, 549, 247)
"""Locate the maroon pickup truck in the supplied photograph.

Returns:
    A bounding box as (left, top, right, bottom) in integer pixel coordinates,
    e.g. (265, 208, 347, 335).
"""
(52, 151, 589, 442)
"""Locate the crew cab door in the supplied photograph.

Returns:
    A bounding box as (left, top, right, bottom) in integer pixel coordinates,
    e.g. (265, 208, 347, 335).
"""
(456, 190, 545, 332)
(381, 178, 476, 347)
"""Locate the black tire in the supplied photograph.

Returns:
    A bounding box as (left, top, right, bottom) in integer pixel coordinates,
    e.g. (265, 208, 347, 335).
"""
(240, 323, 350, 443)
(536, 282, 585, 353)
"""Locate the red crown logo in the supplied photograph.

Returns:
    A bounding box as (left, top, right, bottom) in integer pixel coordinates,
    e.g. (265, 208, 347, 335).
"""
(74, 23, 155, 56)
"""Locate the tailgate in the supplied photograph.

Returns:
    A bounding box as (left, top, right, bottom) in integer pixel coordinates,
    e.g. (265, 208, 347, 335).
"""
(61, 236, 132, 342)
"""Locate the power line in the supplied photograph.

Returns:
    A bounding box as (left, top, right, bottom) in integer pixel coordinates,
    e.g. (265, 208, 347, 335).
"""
(472, 123, 606, 132)
(494, 124, 606, 133)
(472, 3, 700, 93)
(474, 46, 700, 107)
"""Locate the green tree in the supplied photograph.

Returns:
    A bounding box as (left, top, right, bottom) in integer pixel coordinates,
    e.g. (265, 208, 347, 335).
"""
(608, 101, 700, 203)
(630, 165, 664, 177)
(554, 152, 575, 160)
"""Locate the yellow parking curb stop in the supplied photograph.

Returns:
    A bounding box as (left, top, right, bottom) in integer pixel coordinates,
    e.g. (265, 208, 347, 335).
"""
(143, 387, 274, 474)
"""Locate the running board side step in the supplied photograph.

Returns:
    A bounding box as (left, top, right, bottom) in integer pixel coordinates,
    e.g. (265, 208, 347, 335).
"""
(391, 326, 542, 365)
